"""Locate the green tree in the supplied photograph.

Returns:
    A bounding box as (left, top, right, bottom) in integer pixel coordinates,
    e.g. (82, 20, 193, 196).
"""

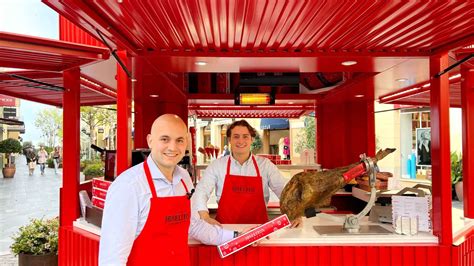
(251, 133, 263, 153)
(34, 108, 62, 148)
(295, 116, 315, 153)
(80, 106, 116, 158)
(0, 138, 22, 166)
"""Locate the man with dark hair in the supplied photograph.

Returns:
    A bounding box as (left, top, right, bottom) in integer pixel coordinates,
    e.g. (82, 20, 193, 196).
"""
(194, 119, 298, 226)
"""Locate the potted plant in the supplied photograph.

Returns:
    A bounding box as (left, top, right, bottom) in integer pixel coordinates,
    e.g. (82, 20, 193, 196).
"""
(0, 138, 22, 178)
(83, 163, 104, 180)
(451, 152, 463, 201)
(10, 217, 59, 266)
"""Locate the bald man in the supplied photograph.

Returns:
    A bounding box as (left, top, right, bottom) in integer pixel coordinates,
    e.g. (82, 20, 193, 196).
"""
(99, 114, 235, 266)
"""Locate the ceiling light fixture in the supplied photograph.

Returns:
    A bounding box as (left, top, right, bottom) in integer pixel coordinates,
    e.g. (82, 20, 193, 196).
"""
(354, 94, 364, 98)
(150, 94, 159, 98)
(195, 61, 207, 66)
(341, 60, 357, 66)
(449, 74, 461, 80)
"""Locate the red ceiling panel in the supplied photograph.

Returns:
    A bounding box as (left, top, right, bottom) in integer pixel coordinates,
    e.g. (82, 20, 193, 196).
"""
(189, 108, 310, 119)
(40, 0, 474, 114)
(379, 73, 462, 107)
(43, 0, 474, 55)
(0, 71, 116, 107)
(0, 32, 109, 71)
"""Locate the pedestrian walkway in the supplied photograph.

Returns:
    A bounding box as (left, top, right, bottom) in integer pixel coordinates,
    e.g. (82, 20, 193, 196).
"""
(0, 155, 61, 260)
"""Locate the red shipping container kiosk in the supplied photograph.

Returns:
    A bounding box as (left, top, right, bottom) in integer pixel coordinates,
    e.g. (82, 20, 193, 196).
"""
(2, 1, 474, 265)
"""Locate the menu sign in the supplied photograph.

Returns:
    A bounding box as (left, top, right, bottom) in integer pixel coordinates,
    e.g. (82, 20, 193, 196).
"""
(0, 95, 16, 107)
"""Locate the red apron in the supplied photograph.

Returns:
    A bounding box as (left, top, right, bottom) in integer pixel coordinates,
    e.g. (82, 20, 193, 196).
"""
(215, 156, 268, 224)
(127, 160, 191, 266)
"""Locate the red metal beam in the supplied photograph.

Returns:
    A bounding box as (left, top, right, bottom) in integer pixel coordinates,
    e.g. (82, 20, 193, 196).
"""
(430, 53, 452, 245)
(379, 72, 462, 104)
(116, 50, 132, 175)
(0, 32, 109, 71)
(0, 89, 61, 107)
(188, 105, 314, 111)
(0, 32, 109, 58)
(461, 66, 474, 218)
(431, 34, 474, 55)
(80, 75, 117, 99)
(60, 67, 81, 227)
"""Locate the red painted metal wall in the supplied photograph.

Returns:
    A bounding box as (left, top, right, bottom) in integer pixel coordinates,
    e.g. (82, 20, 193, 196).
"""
(461, 66, 474, 218)
(59, 16, 104, 46)
(133, 61, 188, 148)
(317, 77, 375, 169)
(59, 227, 99, 266)
(61, 227, 474, 266)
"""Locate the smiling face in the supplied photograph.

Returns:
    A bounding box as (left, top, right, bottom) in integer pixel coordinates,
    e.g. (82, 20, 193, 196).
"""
(229, 125, 253, 157)
(147, 114, 188, 173)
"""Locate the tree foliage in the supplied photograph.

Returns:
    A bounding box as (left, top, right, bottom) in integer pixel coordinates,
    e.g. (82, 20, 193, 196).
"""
(10, 217, 59, 255)
(451, 152, 463, 185)
(295, 116, 316, 154)
(80, 106, 116, 158)
(0, 138, 22, 165)
(251, 133, 263, 152)
(34, 108, 62, 148)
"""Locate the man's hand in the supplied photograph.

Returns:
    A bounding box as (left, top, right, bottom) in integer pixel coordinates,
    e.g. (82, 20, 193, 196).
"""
(198, 211, 222, 226)
(290, 216, 303, 228)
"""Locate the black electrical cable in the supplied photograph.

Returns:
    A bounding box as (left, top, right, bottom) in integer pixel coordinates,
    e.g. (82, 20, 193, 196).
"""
(434, 53, 474, 78)
(95, 29, 133, 79)
(0, 72, 64, 91)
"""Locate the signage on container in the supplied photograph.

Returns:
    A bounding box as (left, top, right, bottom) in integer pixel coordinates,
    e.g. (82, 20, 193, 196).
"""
(0, 95, 16, 107)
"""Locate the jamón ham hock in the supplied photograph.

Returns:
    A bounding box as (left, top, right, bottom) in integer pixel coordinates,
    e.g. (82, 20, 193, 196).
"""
(280, 148, 396, 221)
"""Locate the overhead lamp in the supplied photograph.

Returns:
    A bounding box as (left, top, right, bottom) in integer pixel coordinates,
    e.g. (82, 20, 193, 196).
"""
(195, 61, 207, 66)
(341, 60, 357, 66)
(235, 93, 275, 105)
(150, 94, 159, 98)
(354, 94, 364, 98)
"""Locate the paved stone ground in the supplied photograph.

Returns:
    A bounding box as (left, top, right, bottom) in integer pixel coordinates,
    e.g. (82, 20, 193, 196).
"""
(0, 155, 62, 265)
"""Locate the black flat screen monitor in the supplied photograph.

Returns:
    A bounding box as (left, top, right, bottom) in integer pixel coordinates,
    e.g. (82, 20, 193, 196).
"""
(132, 149, 151, 166)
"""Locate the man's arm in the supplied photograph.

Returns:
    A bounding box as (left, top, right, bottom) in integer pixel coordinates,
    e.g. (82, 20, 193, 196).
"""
(193, 162, 220, 224)
(99, 179, 139, 266)
(188, 210, 234, 245)
(265, 160, 287, 198)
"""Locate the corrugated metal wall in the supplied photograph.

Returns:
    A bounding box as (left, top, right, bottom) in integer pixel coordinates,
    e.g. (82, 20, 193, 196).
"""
(59, 17, 104, 47)
(60, 226, 474, 266)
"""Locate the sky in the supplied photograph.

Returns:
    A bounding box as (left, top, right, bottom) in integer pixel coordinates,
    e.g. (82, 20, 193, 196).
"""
(0, 0, 60, 145)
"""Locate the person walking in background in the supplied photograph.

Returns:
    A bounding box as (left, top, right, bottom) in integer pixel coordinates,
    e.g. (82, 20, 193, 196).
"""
(52, 146, 61, 174)
(25, 148, 37, 176)
(38, 146, 48, 175)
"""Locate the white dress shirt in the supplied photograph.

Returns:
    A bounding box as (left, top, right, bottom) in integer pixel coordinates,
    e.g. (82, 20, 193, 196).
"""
(193, 154, 287, 213)
(99, 156, 234, 266)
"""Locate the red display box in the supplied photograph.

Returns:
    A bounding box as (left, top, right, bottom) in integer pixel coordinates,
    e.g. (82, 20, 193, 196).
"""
(91, 196, 105, 209)
(92, 187, 107, 200)
(217, 214, 291, 258)
(92, 178, 112, 190)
